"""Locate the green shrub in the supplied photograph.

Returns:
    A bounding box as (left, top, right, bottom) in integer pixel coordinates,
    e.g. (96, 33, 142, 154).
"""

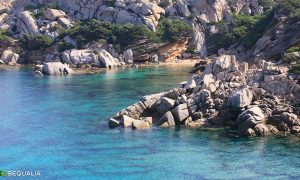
(283, 53, 298, 63)
(286, 46, 300, 53)
(291, 8, 300, 21)
(290, 64, 300, 74)
(25, 3, 59, 19)
(59, 19, 192, 52)
(110, 23, 152, 50)
(156, 18, 193, 43)
(21, 34, 54, 50)
(0, 29, 12, 43)
(279, 0, 300, 13)
(103, 0, 115, 7)
(259, 0, 274, 9)
(58, 42, 74, 52)
(207, 9, 274, 52)
(0, 9, 8, 15)
(25, 3, 58, 11)
(158, 2, 169, 8)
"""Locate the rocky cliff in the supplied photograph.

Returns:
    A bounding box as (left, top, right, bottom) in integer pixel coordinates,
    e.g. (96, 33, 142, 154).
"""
(0, 0, 282, 68)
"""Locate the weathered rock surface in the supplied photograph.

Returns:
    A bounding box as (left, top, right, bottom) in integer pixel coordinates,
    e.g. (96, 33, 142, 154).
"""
(227, 88, 253, 109)
(44, 8, 66, 21)
(17, 11, 39, 35)
(40, 62, 74, 75)
(111, 54, 300, 136)
(0, 50, 19, 66)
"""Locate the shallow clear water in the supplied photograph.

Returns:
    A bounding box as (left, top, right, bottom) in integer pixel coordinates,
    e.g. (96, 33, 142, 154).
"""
(0, 65, 300, 180)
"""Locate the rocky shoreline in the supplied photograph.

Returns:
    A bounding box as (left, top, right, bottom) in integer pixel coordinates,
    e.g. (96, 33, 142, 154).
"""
(109, 54, 300, 137)
(0, 57, 197, 75)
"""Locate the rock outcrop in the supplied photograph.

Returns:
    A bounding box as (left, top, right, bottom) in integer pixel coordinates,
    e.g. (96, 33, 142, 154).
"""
(0, 50, 19, 66)
(36, 62, 74, 75)
(110, 54, 300, 136)
(17, 11, 39, 35)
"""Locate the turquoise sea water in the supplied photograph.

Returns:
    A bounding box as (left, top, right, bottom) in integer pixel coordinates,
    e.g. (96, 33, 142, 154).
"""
(0, 65, 300, 180)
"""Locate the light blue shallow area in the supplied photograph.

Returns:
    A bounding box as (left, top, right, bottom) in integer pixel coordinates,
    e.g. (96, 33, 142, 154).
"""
(0, 65, 300, 180)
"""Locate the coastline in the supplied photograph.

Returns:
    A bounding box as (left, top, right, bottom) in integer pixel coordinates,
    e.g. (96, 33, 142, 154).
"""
(1, 59, 199, 74)
(109, 54, 300, 137)
(72, 59, 199, 74)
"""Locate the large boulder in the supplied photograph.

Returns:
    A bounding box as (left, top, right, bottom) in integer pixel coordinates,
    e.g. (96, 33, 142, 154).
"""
(58, 17, 72, 28)
(0, 13, 9, 27)
(98, 49, 120, 68)
(254, 123, 270, 136)
(0, 50, 19, 65)
(176, 0, 191, 17)
(158, 111, 176, 127)
(120, 115, 136, 128)
(227, 88, 253, 109)
(42, 62, 74, 75)
(157, 97, 175, 114)
(123, 49, 133, 64)
(270, 113, 300, 128)
(1, 50, 14, 62)
(65, 49, 97, 65)
(237, 107, 266, 135)
(18, 11, 39, 35)
(172, 103, 189, 123)
(44, 8, 66, 21)
(132, 119, 151, 129)
(254, 36, 272, 55)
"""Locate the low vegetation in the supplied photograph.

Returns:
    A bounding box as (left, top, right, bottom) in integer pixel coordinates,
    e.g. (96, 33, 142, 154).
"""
(57, 42, 74, 52)
(103, 0, 116, 7)
(279, 0, 300, 22)
(283, 53, 298, 63)
(0, 29, 13, 43)
(21, 34, 54, 50)
(59, 18, 192, 52)
(207, 9, 274, 53)
(25, 3, 59, 19)
(290, 64, 300, 74)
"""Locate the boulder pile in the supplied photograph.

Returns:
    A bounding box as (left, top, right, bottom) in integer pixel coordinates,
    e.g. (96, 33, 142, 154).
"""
(109, 55, 300, 136)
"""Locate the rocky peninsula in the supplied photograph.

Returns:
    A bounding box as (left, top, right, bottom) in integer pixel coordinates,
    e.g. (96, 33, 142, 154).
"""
(110, 54, 300, 136)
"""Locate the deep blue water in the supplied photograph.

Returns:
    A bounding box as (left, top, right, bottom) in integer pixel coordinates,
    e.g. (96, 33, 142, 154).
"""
(0, 65, 300, 180)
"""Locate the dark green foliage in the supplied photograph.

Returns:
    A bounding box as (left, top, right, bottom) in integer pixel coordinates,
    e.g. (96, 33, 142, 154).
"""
(259, 0, 274, 9)
(290, 64, 300, 74)
(207, 9, 274, 52)
(60, 20, 113, 47)
(110, 23, 152, 50)
(58, 42, 74, 52)
(60, 19, 192, 52)
(0, 29, 12, 43)
(279, 0, 300, 21)
(103, 0, 116, 7)
(286, 46, 300, 53)
(155, 18, 193, 43)
(25, 3, 58, 11)
(21, 34, 54, 50)
(0, 9, 8, 15)
(283, 53, 298, 63)
(25, 3, 59, 19)
(279, 0, 300, 12)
